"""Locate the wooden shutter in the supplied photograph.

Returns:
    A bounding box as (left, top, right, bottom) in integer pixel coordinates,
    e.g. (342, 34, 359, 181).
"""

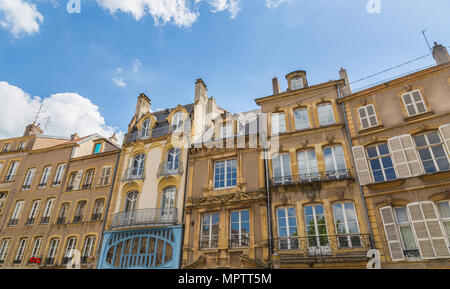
(72, 170, 83, 190)
(439, 124, 450, 155)
(380, 206, 405, 261)
(388, 135, 423, 178)
(407, 202, 450, 259)
(352, 146, 372, 185)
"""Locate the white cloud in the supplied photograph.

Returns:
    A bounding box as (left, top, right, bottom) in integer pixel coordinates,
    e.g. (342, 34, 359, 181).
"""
(112, 77, 127, 87)
(207, 0, 240, 18)
(0, 0, 44, 37)
(0, 81, 123, 142)
(112, 58, 143, 87)
(265, 0, 290, 8)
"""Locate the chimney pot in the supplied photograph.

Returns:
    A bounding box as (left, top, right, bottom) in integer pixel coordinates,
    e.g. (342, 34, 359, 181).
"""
(272, 77, 281, 95)
(432, 42, 450, 65)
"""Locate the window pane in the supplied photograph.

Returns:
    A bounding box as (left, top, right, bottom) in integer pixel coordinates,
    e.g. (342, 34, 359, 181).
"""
(414, 135, 427, 147)
(437, 202, 450, 219)
(318, 104, 334, 126)
(395, 207, 409, 223)
(367, 146, 378, 158)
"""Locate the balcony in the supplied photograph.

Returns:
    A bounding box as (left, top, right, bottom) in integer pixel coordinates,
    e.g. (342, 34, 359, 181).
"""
(66, 186, 74, 192)
(25, 218, 35, 225)
(157, 161, 183, 178)
(38, 182, 47, 188)
(56, 217, 66, 225)
(91, 213, 102, 221)
(82, 184, 92, 190)
(199, 237, 219, 249)
(52, 181, 61, 186)
(22, 185, 31, 190)
(125, 129, 151, 144)
(8, 219, 18, 226)
(13, 259, 22, 265)
(111, 208, 177, 229)
(40, 216, 50, 224)
(122, 167, 145, 182)
(45, 257, 54, 265)
(269, 170, 352, 187)
(229, 235, 250, 248)
(274, 234, 372, 262)
(73, 215, 83, 223)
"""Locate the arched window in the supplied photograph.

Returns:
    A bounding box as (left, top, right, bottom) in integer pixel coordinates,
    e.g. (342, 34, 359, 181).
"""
(131, 154, 145, 177)
(161, 187, 176, 211)
(141, 119, 151, 138)
(167, 148, 180, 171)
(125, 191, 138, 212)
(171, 111, 184, 132)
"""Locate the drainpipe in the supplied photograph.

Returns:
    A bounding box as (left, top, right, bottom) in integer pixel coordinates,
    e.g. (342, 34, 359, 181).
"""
(179, 143, 190, 269)
(337, 83, 375, 250)
(95, 149, 121, 268)
(262, 132, 273, 268)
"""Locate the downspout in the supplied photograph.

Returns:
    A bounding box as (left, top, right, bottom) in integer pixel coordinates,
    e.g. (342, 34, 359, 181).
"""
(337, 83, 375, 250)
(262, 132, 273, 268)
(95, 149, 121, 268)
(179, 143, 190, 269)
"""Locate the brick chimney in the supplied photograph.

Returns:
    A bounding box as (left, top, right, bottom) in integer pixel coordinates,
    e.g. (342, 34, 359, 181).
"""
(195, 78, 208, 104)
(23, 122, 43, 136)
(272, 77, 281, 95)
(432, 42, 450, 65)
(109, 133, 118, 144)
(339, 68, 352, 97)
(135, 93, 151, 120)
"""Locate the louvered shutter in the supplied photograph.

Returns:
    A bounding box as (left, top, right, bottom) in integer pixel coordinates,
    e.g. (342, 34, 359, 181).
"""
(439, 124, 450, 155)
(380, 206, 405, 261)
(388, 135, 423, 178)
(72, 170, 84, 190)
(352, 146, 372, 185)
(407, 202, 450, 259)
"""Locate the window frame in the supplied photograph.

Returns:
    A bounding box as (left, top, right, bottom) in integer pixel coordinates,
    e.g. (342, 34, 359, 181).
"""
(272, 153, 292, 184)
(317, 103, 335, 126)
(38, 166, 52, 188)
(358, 104, 378, 129)
(213, 159, 237, 190)
(271, 112, 287, 135)
(436, 200, 450, 243)
(293, 108, 310, 131)
(366, 143, 397, 182)
(401, 89, 427, 117)
(14, 238, 28, 263)
(200, 212, 220, 249)
(393, 206, 421, 260)
(22, 168, 36, 189)
(0, 239, 11, 263)
(5, 160, 19, 181)
(30, 237, 43, 259)
(230, 210, 250, 247)
(413, 131, 450, 174)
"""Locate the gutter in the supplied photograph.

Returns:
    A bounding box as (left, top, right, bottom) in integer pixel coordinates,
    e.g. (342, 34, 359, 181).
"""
(262, 132, 273, 268)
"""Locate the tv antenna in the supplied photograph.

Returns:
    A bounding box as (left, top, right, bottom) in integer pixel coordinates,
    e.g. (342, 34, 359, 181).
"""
(43, 117, 51, 133)
(421, 29, 432, 52)
(33, 103, 46, 125)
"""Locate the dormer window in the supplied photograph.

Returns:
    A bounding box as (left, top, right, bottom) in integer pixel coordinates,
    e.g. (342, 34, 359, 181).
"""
(2, 143, 10, 152)
(291, 77, 304, 90)
(171, 111, 184, 132)
(18, 142, 26, 150)
(93, 143, 102, 154)
(141, 119, 151, 138)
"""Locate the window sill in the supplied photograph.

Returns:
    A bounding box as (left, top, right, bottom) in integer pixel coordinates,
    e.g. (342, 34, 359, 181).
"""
(419, 169, 450, 182)
(404, 111, 433, 122)
(367, 179, 405, 190)
(358, 124, 384, 135)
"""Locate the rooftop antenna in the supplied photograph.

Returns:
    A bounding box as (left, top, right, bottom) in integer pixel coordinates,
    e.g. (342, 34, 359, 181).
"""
(43, 117, 51, 133)
(421, 29, 432, 52)
(33, 103, 46, 125)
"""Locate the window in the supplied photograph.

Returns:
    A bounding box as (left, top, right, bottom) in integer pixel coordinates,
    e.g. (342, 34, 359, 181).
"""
(402, 90, 427, 116)
(167, 148, 180, 171)
(46, 238, 60, 265)
(0, 162, 3, 175)
(67, 172, 77, 191)
(2, 143, 10, 152)
(414, 131, 450, 174)
(22, 168, 36, 189)
(74, 201, 86, 223)
(17, 142, 25, 150)
(9, 201, 24, 226)
(317, 104, 335, 126)
(214, 159, 237, 189)
(272, 153, 292, 185)
(171, 112, 184, 132)
(82, 169, 95, 189)
(38, 166, 52, 188)
(58, 203, 70, 224)
(323, 145, 347, 178)
(93, 143, 102, 154)
(200, 213, 219, 248)
(161, 187, 176, 211)
(304, 205, 330, 255)
(142, 119, 151, 137)
(62, 237, 77, 265)
(30, 238, 43, 259)
(367, 143, 397, 182)
(125, 191, 138, 212)
(230, 210, 249, 247)
(99, 166, 112, 186)
(291, 77, 304, 90)
(14, 238, 28, 264)
(53, 164, 65, 186)
(394, 207, 420, 259)
(294, 108, 310, 130)
(41, 198, 55, 224)
(277, 207, 298, 250)
(92, 199, 104, 221)
(297, 150, 319, 181)
(358, 104, 378, 129)
(0, 239, 11, 264)
(219, 122, 233, 139)
(332, 203, 361, 248)
(436, 201, 450, 243)
(5, 161, 19, 181)
(271, 112, 286, 135)
(0, 192, 7, 213)
(26, 200, 40, 225)
(131, 154, 145, 177)
(82, 236, 96, 263)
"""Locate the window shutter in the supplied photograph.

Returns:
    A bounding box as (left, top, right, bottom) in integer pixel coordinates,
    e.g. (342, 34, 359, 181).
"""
(380, 206, 405, 261)
(352, 146, 372, 185)
(387, 135, 423, 178)
(439, 124, 450, 155)
(72, 170, 83, 190)
(407, 202, 450, 259)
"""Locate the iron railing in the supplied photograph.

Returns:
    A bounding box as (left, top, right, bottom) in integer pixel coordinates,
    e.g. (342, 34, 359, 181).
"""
(8, 219, 18, 226)
(40, 216, 50, 224)
(52, 181, 61, 186)
(22, 185, 31, 190)
(111, 208, 177, 228)
(229, 235, 250, 248)
(45, 257, 54, 265)
(122, 167, 145, 181)
(82, 184, 92, 190)
(274, 234, 372, 257)
(73, 215, 83, 223)
(91, 213, 102, 221)
(56, 217, 66, 225)
(199, 237, 219, 249)
(157, 161, 183, 177)
(125, 129, 151, 143)
(25, 218, 35, 225)
(270, 169, 352, 187)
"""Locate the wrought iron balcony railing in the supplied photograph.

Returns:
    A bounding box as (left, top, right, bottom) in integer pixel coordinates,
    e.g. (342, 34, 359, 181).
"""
(270, 169, 352, 187)
(122, 167, 145, 181)
(40, 216, 50, 224)
(56, 217, 66, 225)
(125, 129, 151, 143)
(91, 213, 102, 221)
(199, 237, 219, 249)
(45, 257, 55, 265)
(274, 234, 372, 258)
(73, 215, 83, 223)
(25, 218, 35, 225)
(52, 181, 61, 186)
(157, 161, 183, 178)
(82, 183, 92, 190)
(111, 208, 177, 229)
(13, 259, 22, 264)
(8, 219, 18, 226)
(229, 235, 250, 248)
(66, 186, 74, 192)
(22, 185, 31, 190)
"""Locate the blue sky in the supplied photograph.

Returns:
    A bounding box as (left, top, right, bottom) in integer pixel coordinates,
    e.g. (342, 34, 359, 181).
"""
(0, 0, 449, 139)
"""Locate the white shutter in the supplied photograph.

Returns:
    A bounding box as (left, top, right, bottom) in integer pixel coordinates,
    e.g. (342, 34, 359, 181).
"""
(72, 170, 83, 190)
(439, 124, 450, 155)
(380, 206, 405, 261)
(407, 202, 450, 259)
(352, 146, 372, 185)
(388, 135, 423, 178)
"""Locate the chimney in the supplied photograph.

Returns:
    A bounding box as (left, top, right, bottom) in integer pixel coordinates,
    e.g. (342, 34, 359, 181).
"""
(135, 93, 151, 120)
(272, 77, 281, 95)
(432, 42, 450, 65)
(195, 78, 208, 103)
(70, 133, 79, 140)
(23, 122, 43, 136)
(109, 133, 118, 144)
(339, 68, 352, 97)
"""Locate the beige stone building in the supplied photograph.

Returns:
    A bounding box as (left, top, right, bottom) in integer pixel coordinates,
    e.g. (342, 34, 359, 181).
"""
(0, 124, 120, 268)
(338, 42, 450, 268)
